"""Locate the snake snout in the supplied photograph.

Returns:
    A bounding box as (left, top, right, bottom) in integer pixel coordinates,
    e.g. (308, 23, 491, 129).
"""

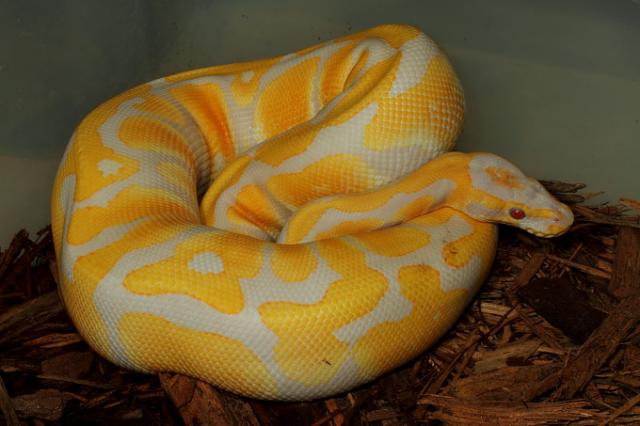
(544, 203, 574, 236)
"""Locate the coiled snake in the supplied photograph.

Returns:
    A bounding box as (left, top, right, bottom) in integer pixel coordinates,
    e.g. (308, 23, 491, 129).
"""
(51, 24, 573, 400)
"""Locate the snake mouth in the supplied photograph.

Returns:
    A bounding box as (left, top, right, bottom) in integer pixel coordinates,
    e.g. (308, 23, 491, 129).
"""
(521, 225, 570, 238)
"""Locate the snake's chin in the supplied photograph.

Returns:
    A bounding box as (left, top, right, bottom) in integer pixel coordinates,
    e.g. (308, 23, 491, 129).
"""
(522, 227, 570, 238)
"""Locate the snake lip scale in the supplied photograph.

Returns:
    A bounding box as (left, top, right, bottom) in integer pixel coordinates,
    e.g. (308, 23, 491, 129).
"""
(51, 24, 574, 401)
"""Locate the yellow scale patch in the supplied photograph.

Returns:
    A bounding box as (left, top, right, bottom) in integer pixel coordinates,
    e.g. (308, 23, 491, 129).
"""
(170, 83, 236, 164)
(254, 126, 321, 167)
(352, 264, 469, 378)
(119, 116, 196, 166)
(316, 56, 397, 128)
(231, 65, 273, 106)
(319, 41, 359, 106)
(117, 312, 277, 397)
(123, 231, 264, 314)
(259, 238, 387, 386)
(225, 184, 283, 239)
(353, 226, 431, 257)
(200, 155, 252, 225)
(131, 92, 186, 127)
(72, 114, 139, 202)
(157, 161, 195, 190)
(68, 186, 196, 245)
(267, 154, 372, 209)
(67, 220, 187, 364)
(255, 57, 319, 140)
(315, 219, 384, 242)
(270, 244, 317, 282)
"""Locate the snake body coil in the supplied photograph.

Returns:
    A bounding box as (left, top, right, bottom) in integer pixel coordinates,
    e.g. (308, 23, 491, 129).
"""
(51, 25, 573, 400)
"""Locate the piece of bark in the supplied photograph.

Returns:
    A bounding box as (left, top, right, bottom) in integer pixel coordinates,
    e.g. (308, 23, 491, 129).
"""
(609, 227, 640, 299)
(423, 309, 518, 395)
(1, 229, 52, 298)
(517, 277, 607, 344)
(419, 394, 597, 425)
(511, 252, 546, 289)
(620, 197, 640, 211)
(554, 193, 586, 204)
(11, 389, 71, 421)
(596, 392, 640, 426)
(0, 358, 41, 374)
(551, 227, 640, 400)
(546, 255, 611, 280)
(0, 291, 63, 346)
(623, 344, 640, 371)
(573, 205, 640, 229)
(0, 230, 30, 282)
(448, 364, 562, 402)
(36, 375, 117, 390)
(539, 180, 586, 194)
(159, 373, 259, 426)
(41, 351, 94, 379)
(0, 374, 19, 426)
(23, 333, 83, 349)
(472, 340, 541, 374)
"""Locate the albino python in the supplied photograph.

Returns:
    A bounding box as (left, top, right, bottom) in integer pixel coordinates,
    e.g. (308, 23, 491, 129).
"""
(51, 24, 573, 400)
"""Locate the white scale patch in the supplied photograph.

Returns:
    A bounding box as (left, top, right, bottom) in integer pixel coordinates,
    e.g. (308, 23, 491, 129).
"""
(240, 70, 254, 82)
(97, 159, 123, 176)
(389, 33, 439, 97)
(188, 251, 225, 274)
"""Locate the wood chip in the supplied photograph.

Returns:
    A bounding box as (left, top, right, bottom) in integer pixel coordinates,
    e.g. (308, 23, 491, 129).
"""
(11, 389, 71, 422)
(609, 227, 640, 299)
(24, 333, 83, 349)
(419, 394, 599, 425)
(597, 392, 640, 426)
(546, 254, 611, 279)
(41, 351, 94, 379)
(551, 227, 640, 400)
(2, 187, 639, 424)
(0, 374, 19, 426)
(449, 364, 562, 402)
(159, 373, 260, 426)
(0, 291, 63, 346)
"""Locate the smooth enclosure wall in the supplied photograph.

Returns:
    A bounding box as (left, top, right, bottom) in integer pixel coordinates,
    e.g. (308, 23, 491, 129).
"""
(2, 0, 639, 247)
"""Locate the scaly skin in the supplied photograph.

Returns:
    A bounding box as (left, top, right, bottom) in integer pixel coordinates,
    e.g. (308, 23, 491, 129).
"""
(51, 24, 573, 400)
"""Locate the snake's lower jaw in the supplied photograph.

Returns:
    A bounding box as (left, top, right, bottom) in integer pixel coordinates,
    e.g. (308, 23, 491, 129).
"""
(526, 209, 574, 237)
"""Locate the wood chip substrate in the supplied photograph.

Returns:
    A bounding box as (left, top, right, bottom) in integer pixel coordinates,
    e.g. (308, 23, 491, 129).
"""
(1, 181, 639, 425)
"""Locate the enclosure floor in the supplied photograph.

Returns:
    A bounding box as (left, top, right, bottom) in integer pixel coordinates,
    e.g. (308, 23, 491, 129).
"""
(1, 182, 639, 426)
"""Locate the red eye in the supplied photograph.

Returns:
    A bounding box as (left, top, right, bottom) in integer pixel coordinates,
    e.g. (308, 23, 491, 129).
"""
(510, 208, 526, 220)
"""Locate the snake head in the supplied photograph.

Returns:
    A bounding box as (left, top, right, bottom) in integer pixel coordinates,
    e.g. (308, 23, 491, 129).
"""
(462, 153, 574, 237)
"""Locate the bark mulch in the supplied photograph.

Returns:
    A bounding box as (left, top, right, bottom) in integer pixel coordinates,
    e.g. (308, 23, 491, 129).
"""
(1, 181, 639, 425)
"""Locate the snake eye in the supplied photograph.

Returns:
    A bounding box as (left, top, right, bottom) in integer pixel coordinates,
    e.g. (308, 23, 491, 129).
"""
(509, 208, 526, 220)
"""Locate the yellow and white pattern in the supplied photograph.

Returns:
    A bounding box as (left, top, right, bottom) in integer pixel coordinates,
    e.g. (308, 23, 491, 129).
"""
(51, 24, 573, 400)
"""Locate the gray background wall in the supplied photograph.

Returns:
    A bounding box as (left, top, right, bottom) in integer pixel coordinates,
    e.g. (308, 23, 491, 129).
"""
(2, 0, 639, 248)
